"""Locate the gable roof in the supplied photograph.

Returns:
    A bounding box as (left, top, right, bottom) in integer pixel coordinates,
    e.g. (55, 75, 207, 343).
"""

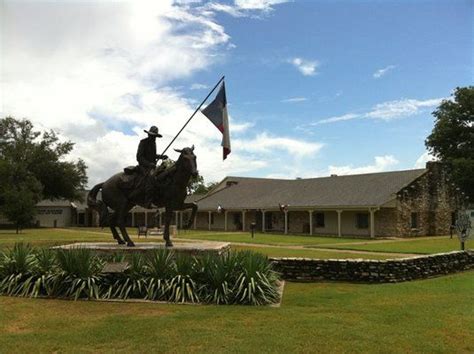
(196, 169, 427, 210)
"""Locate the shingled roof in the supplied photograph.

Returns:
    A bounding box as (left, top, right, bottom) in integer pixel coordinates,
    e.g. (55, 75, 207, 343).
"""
(196, 168, 427, 210)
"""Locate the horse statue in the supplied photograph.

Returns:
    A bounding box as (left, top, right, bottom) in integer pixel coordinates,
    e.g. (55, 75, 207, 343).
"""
(87, 146, 198, 247)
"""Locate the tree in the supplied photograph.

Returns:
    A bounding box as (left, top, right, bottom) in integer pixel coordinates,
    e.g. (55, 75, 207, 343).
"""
(425, 86, 474, 201)
(0, 117, 88, 229)
(187, 174, 219, 195)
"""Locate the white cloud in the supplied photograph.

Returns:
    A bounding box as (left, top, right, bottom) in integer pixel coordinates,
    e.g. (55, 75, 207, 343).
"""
(1, 0, 310, 187)
(313, 97, 444, 125)
(365, 98, 443, 121)
(234, 0, 290, 11)
(414, 151, 436, 168)
(373, 65, 396, 79)
(0, 0, 280, 186)
(290, 57, 319, 76)
(235, 132, 324, 156)
(281, 97, 308, 103)
(204, 0, 290, 18)
(190, 83, 209, 90)
(328, 155, 399, 175)
(312, 113, 360, 125)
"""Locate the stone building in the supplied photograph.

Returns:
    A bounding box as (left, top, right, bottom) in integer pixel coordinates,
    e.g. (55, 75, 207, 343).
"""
(188, 162, 464, 238)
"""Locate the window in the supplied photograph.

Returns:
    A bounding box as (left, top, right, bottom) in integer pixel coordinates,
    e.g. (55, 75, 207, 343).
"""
(356, 213, 369, 229)
(314, 212, 325, 227)
(411, 212, 419, 229)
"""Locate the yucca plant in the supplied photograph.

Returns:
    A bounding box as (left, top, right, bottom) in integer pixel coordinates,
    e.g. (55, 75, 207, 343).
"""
(103, 253, 146, 300)
(168, 254, 200, 303)
(196, 253, 237, 305)
(54, 248, 104, 300)
(233, 251, 280, 306)
(0, 243, 37, 296)
(17, 248, 59, 298)
(144, 249, 176, 301)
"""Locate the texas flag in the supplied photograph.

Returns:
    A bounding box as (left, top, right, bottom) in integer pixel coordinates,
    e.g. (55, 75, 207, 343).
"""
(201, 81, 231, 160)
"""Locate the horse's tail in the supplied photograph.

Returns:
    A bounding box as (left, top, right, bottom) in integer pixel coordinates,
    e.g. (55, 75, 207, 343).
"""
(87, 182, 108, 227)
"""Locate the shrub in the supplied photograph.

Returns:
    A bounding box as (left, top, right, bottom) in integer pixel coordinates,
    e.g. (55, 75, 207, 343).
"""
(144, 249, 176, 301)
(233, 251, 280, 305)
(0, 243, 37, 296)
(168, 254, 200, 303)
(54, 248, 104, 300)
(103, 253, 146, 300)
(0, 244, 281, 306)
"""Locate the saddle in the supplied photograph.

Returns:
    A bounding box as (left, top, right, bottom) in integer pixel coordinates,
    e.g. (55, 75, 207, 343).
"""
(119, 165, 173, 191)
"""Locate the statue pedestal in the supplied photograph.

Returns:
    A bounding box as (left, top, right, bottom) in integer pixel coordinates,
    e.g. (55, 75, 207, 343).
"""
(52, 241, 231, 257)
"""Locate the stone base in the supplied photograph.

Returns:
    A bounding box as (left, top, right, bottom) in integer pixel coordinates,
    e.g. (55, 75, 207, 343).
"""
(53, 242, 231, 257)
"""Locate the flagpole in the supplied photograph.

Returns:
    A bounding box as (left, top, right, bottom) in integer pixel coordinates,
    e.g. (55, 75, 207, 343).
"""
(160, 75, 225, 156)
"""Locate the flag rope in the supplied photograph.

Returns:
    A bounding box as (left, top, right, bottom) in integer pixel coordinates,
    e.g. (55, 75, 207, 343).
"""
(160, 75, 225, 156)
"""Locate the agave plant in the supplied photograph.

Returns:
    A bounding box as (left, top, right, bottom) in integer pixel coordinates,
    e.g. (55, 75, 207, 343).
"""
(233, 251, 280, 306)
(168, 254, 200, 303)
(144, 249, 176, 301)
(54, 248, 104, 300)
(103, 253, 146, 300)
(0, 243, 37, 296)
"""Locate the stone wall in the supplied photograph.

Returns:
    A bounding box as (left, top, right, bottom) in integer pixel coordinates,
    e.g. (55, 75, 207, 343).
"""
(395, 162, 459, 236)
(270, 251, 474, 283)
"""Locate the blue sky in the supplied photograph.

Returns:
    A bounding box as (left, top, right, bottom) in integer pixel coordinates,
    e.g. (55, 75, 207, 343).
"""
(2, 0, 472, 185)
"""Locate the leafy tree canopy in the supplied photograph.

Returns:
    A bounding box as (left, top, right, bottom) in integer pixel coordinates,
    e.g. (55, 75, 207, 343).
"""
(425, 86, 474, 201)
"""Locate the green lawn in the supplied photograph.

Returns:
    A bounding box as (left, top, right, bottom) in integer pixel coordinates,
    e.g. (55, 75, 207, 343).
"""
(0, 272, 472, 353)
(323, 237, 470, 254)
(175, 229, 369, 246)
(231, 245, 398, 260)
(0, 228, 392, 259)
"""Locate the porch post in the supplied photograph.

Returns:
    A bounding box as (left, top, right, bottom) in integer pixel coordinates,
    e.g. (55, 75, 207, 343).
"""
(208, 211, 212, 231)
(193, 213, 197, 229)
(308, 210, 313, 235)
(284, 210, 288, 234)
(370, 208, 375, 238)
(145, 212, 148, 227)
(337, 210, 342, 237)
(262, 210, 266, 232)
(180, 212, 184, 229)
(224, 211, 228, 231)
(242, 210, 246, 231)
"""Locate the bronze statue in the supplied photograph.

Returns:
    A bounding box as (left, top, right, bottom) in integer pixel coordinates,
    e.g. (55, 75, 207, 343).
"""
(87, 144, 198, 247)
(136, 126, 168, 208)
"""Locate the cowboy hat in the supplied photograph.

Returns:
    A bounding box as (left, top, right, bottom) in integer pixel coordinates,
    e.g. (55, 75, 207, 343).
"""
(144, 125, 162, 137)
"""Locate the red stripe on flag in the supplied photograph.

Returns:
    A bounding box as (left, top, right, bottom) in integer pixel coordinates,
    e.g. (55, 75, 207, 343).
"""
(223, 147, 231, 160)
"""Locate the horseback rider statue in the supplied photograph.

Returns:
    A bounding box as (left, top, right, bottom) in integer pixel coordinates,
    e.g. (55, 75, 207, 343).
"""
(137, 125, 168, 208)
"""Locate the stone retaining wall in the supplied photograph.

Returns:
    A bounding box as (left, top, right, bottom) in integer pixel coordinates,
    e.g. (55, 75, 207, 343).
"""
(270, 251, 474, 283)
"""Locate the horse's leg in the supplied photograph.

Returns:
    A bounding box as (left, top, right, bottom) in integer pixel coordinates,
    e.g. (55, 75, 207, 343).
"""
(109, 212, 125, 245)
(163, 208, 173, 247)
(176, 203, 197, 229)
(117, 204, 135, 247)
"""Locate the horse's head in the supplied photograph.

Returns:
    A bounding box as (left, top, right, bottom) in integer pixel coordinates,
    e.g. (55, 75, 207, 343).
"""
(174, 145, 198, 178)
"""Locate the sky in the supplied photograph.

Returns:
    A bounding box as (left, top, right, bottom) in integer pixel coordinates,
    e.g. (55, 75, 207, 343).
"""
(1, 0, 472, 187)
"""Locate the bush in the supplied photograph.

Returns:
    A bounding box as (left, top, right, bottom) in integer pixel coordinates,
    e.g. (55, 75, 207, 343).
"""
(54, 248, 104, 300)
(0, 244, 281, 305)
